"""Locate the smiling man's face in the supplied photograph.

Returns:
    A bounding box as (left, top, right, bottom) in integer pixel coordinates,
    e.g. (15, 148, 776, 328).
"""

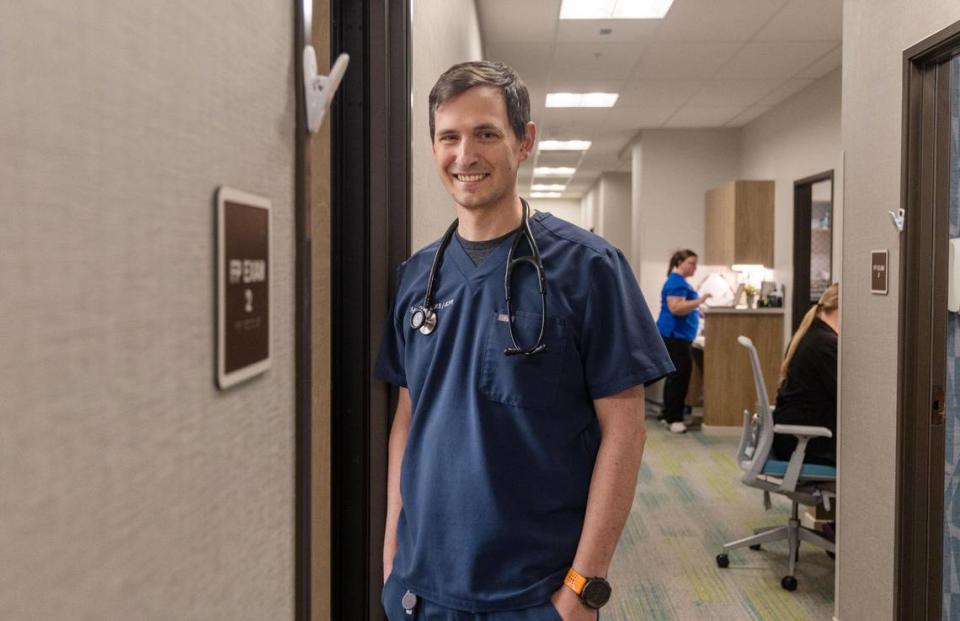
(431, 86, 534, 213)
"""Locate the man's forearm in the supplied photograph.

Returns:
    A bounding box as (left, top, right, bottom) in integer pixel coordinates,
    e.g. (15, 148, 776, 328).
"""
(384, 388, 412, 580)
(571, 389, 647, 577)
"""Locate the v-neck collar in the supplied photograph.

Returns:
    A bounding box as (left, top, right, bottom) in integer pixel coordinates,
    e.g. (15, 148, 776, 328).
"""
(447, 226, 519, 290)
(444, 210, 551, 290)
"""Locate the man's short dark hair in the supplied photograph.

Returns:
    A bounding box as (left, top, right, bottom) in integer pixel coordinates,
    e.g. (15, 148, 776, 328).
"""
(428, 61, 531, 142)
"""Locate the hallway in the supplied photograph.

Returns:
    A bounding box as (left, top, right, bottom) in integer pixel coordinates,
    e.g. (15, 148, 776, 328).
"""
(606, 423, 834, 620)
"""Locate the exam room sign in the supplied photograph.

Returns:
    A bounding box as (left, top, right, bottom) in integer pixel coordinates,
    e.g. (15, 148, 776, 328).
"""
(216, 187, 271, 389)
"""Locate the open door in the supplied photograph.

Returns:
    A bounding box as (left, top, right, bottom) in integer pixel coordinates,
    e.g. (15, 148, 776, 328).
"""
(898, 20, 960, 620)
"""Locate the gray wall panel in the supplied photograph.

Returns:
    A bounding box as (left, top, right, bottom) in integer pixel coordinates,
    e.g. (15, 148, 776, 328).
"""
(0, 2, 296, 619)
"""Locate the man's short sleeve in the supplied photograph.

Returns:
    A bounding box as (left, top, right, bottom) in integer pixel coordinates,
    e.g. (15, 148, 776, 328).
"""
(374, 265, 408, 387)
(580, 248, 674, 399)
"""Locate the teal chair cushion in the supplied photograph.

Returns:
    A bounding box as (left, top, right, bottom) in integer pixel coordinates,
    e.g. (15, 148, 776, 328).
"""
(762, 459, 837, 479)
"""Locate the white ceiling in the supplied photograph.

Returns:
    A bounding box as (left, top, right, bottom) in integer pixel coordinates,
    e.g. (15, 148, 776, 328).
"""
(476, 0, 842, 198)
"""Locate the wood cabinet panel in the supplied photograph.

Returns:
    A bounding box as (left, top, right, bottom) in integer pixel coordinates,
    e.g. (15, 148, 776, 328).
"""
(703, 312, 784, 426)
(735, 180, 775, 266)
(704, 180, 774, 267)
(704, 182, 735, 264)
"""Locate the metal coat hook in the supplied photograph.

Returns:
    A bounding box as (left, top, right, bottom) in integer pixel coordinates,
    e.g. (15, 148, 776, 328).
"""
(303, 49, 349, 133)
(888, 208, 905, 233)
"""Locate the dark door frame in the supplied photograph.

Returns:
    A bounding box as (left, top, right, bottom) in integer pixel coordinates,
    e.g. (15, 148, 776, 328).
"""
(897, 20, 960, 620)
(329, 0, 411, 619)
(294, 0, 313, 618)
(792, 170, 834, 332)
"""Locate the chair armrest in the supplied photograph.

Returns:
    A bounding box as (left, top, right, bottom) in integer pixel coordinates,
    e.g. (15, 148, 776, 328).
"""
(773, 425, 834, 492)
(773, 424, 832, 439)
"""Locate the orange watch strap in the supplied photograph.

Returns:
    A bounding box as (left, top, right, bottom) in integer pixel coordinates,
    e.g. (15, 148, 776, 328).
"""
(563, 567, 588, 595)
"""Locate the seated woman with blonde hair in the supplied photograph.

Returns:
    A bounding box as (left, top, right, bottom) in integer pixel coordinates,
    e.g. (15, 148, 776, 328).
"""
(772, 283, 839, 465)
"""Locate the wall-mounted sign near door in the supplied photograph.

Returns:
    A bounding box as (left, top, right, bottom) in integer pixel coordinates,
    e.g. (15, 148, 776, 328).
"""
(216, 187, 271, 389)
(871, 249, 889, 295)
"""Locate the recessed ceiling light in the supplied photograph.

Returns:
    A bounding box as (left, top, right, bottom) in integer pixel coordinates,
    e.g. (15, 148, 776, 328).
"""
(546, 93, 619, 108)
(539, 140, 592, 151)
(532, 184, 567, 191)
(560, 0, 675, 19)
(534, 167, 576, 177)
(531, 192, 564, 198)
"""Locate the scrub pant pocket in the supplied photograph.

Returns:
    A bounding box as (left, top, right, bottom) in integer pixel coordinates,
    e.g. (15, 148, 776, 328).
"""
(381, 574, 409, 621)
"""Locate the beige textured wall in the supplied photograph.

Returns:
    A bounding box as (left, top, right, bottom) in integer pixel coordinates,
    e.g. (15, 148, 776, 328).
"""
(410, 0, 483, 251)
(597, 172, 633, 260)
(840, 2, 960, 619)
(740, 69, 842, 344)
(527, 197, 583, 228)
(0, 2, 297, 619)
(631, 130, 741, 313)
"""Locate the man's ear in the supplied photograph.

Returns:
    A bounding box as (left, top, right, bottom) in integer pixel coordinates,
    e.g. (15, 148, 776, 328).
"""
(519, 121, 537, 161)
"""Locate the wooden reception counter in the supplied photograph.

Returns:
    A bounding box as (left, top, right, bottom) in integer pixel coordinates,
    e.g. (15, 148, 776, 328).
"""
(701, 308, 784, 427)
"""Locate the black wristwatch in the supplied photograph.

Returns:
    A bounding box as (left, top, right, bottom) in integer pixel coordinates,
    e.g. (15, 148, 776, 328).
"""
(563, 567, 612, 609)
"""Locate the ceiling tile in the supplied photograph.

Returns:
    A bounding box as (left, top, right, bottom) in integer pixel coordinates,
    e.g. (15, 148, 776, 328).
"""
(602, 105, 678, 129)
(662, 105, 744, 128)
(753, 0, 842, 42)
(653, 0, 790, 41)
(796, 45, 842, 79)
(556, 18, 661, 43)
(475, 0, 561, 43)
(535, 151, 584, 167)
(538, 107, 610, 136)
(725, 105, 773, 127)
(565, 179, 594, 192)
(552, 42, 647, 82)
(687, 78, 786, 107)
(632, 42, 742, 79)
(717, 41, 838, 79)
(545, 77, 625, 93)
(617, 79, 703, 107)
(484, 42, 555, 84)
(757, 78, 815, 106)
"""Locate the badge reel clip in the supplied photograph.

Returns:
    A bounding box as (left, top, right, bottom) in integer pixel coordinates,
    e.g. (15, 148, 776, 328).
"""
(401, 590, 418, 616)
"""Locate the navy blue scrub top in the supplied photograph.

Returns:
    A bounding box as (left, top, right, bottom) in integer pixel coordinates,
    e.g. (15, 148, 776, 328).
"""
(656, 272, 699, 342)
(375, 212, 673, 612)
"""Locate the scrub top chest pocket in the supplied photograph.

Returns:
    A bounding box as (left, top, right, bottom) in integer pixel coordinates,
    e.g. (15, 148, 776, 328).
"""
(479, 310, 568, 411)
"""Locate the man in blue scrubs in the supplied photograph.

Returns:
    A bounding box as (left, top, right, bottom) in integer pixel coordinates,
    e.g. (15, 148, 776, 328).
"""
(376, 61, 673, 620)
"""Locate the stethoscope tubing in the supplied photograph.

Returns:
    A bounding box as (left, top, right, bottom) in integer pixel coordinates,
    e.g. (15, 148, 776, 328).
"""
(410, 198, 548, 356)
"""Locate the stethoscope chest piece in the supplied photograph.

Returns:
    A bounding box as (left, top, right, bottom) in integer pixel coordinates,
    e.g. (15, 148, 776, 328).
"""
(410, 307, 437, 335)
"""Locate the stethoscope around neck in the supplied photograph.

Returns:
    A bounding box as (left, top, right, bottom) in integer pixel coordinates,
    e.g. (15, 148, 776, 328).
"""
(409, 198, 548, 357)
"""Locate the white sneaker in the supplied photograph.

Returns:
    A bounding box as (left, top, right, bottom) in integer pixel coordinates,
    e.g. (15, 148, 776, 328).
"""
(669, 422, 688, 434)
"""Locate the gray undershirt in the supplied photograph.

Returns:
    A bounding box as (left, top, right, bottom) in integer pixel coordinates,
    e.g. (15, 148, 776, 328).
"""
(456, 228, 519, 266)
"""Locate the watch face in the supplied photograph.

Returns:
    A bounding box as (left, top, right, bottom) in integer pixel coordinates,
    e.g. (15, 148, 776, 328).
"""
(582, 578, 612, 609)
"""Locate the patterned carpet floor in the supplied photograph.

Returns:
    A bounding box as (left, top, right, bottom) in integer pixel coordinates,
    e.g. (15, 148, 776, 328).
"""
(604, 420, 835, 620)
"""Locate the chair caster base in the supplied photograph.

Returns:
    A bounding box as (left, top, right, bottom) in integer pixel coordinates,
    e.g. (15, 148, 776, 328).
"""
(749, 544, 762, 551)
(781, 575, 798, 591)
(716, 553, 729, 568)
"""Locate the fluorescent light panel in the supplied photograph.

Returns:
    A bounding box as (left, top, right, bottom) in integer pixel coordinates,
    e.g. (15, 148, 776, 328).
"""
(560, 0, 675, 19)
(531, 192, 563, 198)
(534, 167, 576, 177)
(546, 93, 619, 108)
(539, 140, 592, 151)
(531, 184, 567, 191)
